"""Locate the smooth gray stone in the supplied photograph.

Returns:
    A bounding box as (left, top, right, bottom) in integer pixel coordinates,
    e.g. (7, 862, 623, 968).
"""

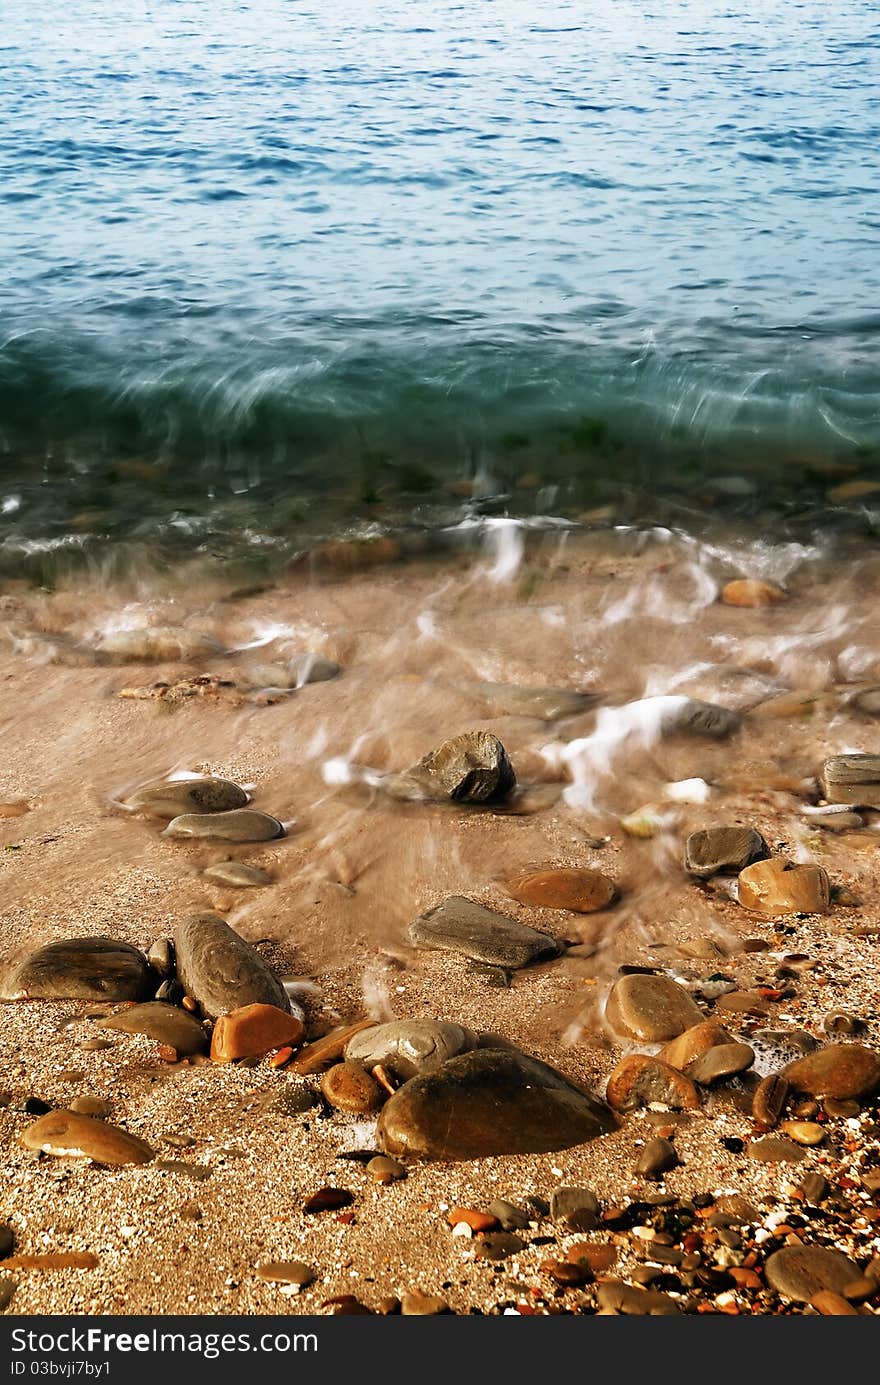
(663, 699, 741, 739)
(596, 1282, 680, 1315)
(686, 1042, 755, 1086)
(685, 826, 768, 877)
(550, 1187, 599, 1229)
(162, 809, 284, 842)
(408, 896, 561, 968)
(124, 777, 247, 820)
(470, 682, 597, 721)
(414, 730, 516, 802)
(147, 938, 174, 977)
(345, 1019, 479, 1079)
(241, 654, 341, 690)
(203, 862, 272, 888)
(99, 1001, 208, 1055)
(96, 627, 224, 662)
(765, 1245, 861, 1302)
(1, 937, 152, 1003)
(378, 1048, 616, 1160)
(172, 913, 290, 1019)
(634, 1137, 677, 1179)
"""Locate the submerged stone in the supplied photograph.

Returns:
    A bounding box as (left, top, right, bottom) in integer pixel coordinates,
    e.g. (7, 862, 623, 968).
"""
(203, 862, 272, 888)
(414, 730, 516, 803)
(96, 627, 224, 662)
(99, 1001, 208, 1056)
(124, 777, 247, 820)
(21, 1111, 154, 1166)
(504, 867, 616, 913)
(345, 1019, 480, 1079)
(470, 682, 597, 721)
(162, 809, 284, 843)
(685, 826, 768, 878)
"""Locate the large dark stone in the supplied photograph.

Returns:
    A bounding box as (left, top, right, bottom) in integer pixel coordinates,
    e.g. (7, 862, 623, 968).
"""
(378, 1048, 616, 1160)
(1, 937, 152, 1002)
(408, 896, 561, 968)
(414, 731, 516, 802)
(172, 913, 289, 1019)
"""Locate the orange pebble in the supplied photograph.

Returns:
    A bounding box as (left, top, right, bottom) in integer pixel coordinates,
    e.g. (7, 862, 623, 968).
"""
(721, 578, 787, 608)
(269, 1046, 294, 1069)
(447, 1208, 499, 1234)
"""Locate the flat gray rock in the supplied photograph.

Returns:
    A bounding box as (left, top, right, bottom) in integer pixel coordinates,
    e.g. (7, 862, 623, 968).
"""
(96, 627, 224, 662)
(765, 1245, 861, 1302)
(663, 698, 741, 739)
(1, 937, 152, 1002)
(685, 826, 767, 877)
(378, 1047, 616, 1160)
(470, 682, 597, 721)
(172, 912, 290, 1019)
(345, 1019, 479, 1078)
(99, 1001, 208, 1055)
(203, 862, 272, 888)
(162, 809, 284, 842)
(408, 896, 562, 968)
(125, 777, 247, 820)
(414, 731, 516, 803)
(240, 654, 341, 691)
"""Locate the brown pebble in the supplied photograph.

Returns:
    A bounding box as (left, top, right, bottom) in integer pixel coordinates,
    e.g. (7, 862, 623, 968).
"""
(376, 1296, 401, 1315)
(753, 1072, 790, 1128)
(660, 1021, 731, 1072)
(566, 1241, 617, 1271)
(79, 1038, 115, 1052)
(448, 1208, 499, 1233)
(824, 1097, 860, 1119)
(290, 1020, 375, 1076)
(320, 1061, 384, 1114)
(323, 1295, 373, 1315)
(746, 1136, 805, 1163)
(255, 1261, 314, 1287)
(68, 1097, 111, 1118)
(401, 1290, 449, 1316)
(366, 1155, 406, 1184)
(541, 1259, 592, 1287)
(721, 579, 786, 608)
(179, 1202, 203, 1222)
(210, 1003, 305, 1063)
(780, 1120, 825, 1147)
(634, 1137, 677, 1179)
(505, 866, 616, 914)
(302, 1187, 354, 1214)
(269, 1047, 294, 1069)
(182, 996, 198, 1013)
(842, 1278, 877, 1303)
(606, 1054, 701, 1113)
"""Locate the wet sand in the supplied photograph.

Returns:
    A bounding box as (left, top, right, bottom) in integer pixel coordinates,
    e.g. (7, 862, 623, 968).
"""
(2, 523, 880, 1315)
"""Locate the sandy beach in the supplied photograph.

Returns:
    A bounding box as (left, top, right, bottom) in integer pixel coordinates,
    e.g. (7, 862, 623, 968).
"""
(1, 524, 879, 1316)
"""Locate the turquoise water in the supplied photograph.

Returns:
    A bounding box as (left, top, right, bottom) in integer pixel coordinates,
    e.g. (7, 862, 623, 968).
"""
(2, 0, 880, 560)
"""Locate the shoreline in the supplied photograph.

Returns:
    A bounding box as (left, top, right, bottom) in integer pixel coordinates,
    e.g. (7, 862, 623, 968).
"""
(2, 528, 880, 1315)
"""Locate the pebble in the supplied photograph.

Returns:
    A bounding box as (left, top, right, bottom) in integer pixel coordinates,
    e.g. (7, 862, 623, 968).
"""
(96, 627, 224, 662)
(163, 809, 284, 842)
(765, 1246, 862, 1303)
(684, 826, 767, 878)
(302, 1187, 354, 1214)
(823, 1010, 866, 1037)
(567, 1242, 617, 1272)
(550, 1187, 599, 1231)
(21, 1110, 154, 1166)
(68, 1097, 111, 1118)
(0, 1227, 13, 1260)
(487, 1200, 531, 1231)
(0, 801, 29, 818)
(721, 579, 787, 608)
(378, 1047, 615, 1160)
(448, 1208, 499, 1233)
(124, 777, 247, 819)
(737, 858, 830, 914)
(821, 753, 880, 806)
(147, 938, 174, 977)
(752, 1073, 790, 1128)
(659, 1021, 731, 1071)
(745, 1136, 805, 1163)
(799, 1172, 829, 1203)
(366, 1156, 406, 1184)
(408, 896, 562, 969)
(783, 1044, 880, 1099)
(595, 1281, 680, 1315)
(1, 937, 152, 1003)
(780, 1120, 825, 1147)
(634, 1138, 677, 1179)
(241, 654, 341, 690)
(474, 1233, 524, 1261)
(663, 698, 741, 740)
(852, 687, 880, 717)
(210, 1003, 305, 1062)
(810, 1291, 860, 1316)
(605, 973, 704, 1042)
(255, 1261, 315, 1287)
(414, 730, 516, 803)
(470, 682, 595, 721)
(504, 867, 615, 913)
(400, 1291, 449, 1316)
(0, 1279, 14, 1311)
(686, 1043, 755, 1086)
(320, 1062, 384, 1113)
(101, 1001, 209, 1056)
(605, 1055, 701, 1113)
(204, 862, 273, 888)
(345, 1019, 479, 1079)
(291, 1020, 376, 1075)
(173, 912, 290, 1019)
